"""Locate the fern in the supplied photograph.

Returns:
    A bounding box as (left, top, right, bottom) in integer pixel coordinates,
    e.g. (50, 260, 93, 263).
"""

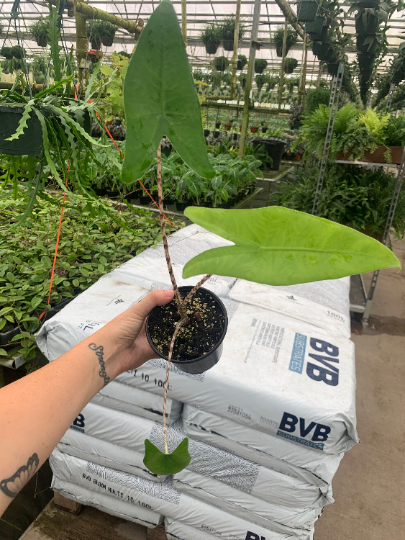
(5, 100, 35, 142)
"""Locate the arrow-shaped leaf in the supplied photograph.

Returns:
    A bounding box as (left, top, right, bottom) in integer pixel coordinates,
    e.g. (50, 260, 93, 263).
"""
(144, 438, 191, 475)
(183, 207, 401, 285)
(122, 0, 214, 183)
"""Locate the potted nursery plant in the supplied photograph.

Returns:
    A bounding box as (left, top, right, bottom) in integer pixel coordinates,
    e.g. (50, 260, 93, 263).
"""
(97, 21, 118, 47)
(220, 15, 245, 51)
(213, 56, 229, 72)
(120, 0, 401, 476)
(284, 57, 298, 73)
(254, 59, 268, 74)
(201, 23, 222, 55)
(305, 16, 328, 40)
(273, 25, 298, 57)
(237, 54, 247, 70)
(31, 18, 50, 47)
(87, 22, 102, 50)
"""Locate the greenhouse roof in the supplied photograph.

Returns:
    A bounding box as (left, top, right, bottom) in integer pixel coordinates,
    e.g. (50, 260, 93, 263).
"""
(0, 0, 404, 74)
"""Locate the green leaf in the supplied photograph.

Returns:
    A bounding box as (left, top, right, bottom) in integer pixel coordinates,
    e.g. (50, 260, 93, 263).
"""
(6, 272, 15, 283)
(143, 438, 191, 475)
(183, 207, 401, 285)
(122, 0, 214, 183)
(0, 348, 8, 357)
(31, 297, 43, 309)
(0, 319, 6, 331)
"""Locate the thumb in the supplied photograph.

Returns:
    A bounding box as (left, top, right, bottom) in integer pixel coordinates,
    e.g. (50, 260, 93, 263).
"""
(132, 289, 175, 320)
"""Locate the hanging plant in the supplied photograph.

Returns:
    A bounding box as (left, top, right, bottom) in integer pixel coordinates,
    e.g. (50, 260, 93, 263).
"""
(297, 0, 319, 22)
(0, 46, 13, 59)
(10, 45, 25, 59)
(213, 55, 229, 72)
(254, 59, 268, 74)
(200, 23, 222, 55)
(237, 54, 247, 70)
(239, 72, 247, 89)
(255, 74, 268, 92)
(97, 21, 118, 47)
(220, 15, 245, 51)
(87, 22, 102, 50)
(272, 25, 298, 57)
(305, 16, 328, 40)
(31, 18, 50, 47)
(284, 57, 298, 74)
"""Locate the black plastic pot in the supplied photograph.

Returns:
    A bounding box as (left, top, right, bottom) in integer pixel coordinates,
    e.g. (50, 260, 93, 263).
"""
(355, 13, 379, 34)
(204, 129, 210, 137)
(215, 121, 221, 129)
(213, 130, 220, 138)
(91, 38, 101, 50)
(139, 195, 150, 205)
(0, 105, 43, 156)
(237, 59, 243, 70)
(327, 62, 340, 76)
(101, 35, 114, 47)
(36, 35, 48, 47)
(205, 43, 218, 55)
(175, 201, 187, 211)
(252, 138, 286, 171)
(262, 127, 268, 133)
(305, 16, 325, 35)
(392, 68, 405, 85)
(223, 40, 234, 51)
(297, 0, 318, 22)
(40, 298, 74, 324)
(276, 45, 283, 57)
(308, 26, 328, 42)
(293, 120, 303, 130)
(146, 286, 228, 375)
(162, 146, 172, 157)
(312, 41, 334, 62)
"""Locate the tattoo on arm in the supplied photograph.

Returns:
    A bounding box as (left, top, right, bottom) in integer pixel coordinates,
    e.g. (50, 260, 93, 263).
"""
(88, 343, 110, 386)
(0, 453, 39, 499)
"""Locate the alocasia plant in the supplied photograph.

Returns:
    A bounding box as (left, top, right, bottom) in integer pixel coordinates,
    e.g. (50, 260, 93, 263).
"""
(122, 0, 401, 476)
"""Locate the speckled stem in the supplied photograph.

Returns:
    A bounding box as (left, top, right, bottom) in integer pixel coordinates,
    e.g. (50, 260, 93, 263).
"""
(156, 145, 187, 320)
(183, 274, 212, 307)
(162, 319, 185, 454)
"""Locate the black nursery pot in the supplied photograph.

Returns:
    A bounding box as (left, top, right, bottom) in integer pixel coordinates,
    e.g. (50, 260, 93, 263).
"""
(0, 106, 43, 156)
(146, 286, 228, 375)
(253, 137, 286, 171)
(297, 0, 318, 22)
(305, 16, 326, 36)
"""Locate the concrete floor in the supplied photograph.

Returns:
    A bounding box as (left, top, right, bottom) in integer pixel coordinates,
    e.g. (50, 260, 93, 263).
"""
(14, 240, 405, 540)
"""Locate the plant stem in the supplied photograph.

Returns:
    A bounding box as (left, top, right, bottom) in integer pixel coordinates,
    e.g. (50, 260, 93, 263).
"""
(162, 319, 185, 454)
(156, 145, 187, 321)
(183, 273, 213, 307)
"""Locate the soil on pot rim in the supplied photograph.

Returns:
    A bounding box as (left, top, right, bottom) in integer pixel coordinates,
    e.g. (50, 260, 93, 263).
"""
(147, 289, 226, 361)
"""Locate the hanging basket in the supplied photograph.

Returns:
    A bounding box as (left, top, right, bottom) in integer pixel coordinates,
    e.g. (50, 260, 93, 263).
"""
(237, 59, 242, 70)
(311, 41, 334, 62)
(205, 43, 218, 55)
(223, 40, 234, 51)
(305, 16, 326, 35)
(91, 38, 102, 50)
(36, 34, 49, 47)
(101, 35, 114, 47)
(0, 105, 43, 156)
(297, 0, 319, 22)
(356, 35, 378, 54)
(327, 62, 340, 76)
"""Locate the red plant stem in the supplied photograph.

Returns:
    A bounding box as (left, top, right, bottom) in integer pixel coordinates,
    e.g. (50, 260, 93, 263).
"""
(162, 319, 185, 453)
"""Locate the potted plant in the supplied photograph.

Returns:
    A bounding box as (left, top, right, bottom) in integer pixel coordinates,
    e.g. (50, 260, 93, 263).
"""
(97, 21, 118, 47)
(87, 22, 102, 50)
(0, 46, 13, 59)
(220, 15, 245, 51)
(284, 57, 298, 74)
(120, 0, 400, 477)
(201, 23, 221, 55)
(254, 59, 268, 74)
(255, 74, 268, 92)
(306, 16, 328, 40)
(297, 0, 319, 22)
(237, 54, 247, 70)
(312, 41, 334, 61)
(11, 45, 25, 59)
(31, 18, 50, 47)
(213, 56, 229, 72)
(273, 25, 298, 57)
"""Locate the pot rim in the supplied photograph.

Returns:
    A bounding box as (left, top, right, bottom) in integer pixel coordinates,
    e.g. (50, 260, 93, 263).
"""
(146, 285, 228, 366)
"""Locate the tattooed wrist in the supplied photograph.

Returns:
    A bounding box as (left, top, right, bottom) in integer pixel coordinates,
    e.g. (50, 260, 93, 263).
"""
(0, 453, 39, 498)
(88, 343, 110, 386)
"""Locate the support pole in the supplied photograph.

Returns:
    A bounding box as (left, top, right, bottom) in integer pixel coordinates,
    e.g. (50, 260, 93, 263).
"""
(239, 0, 262, 159)
(75, 9, 88, 86)
(278, 19, 288, 112)
(75, 2, 143, 36)
(230, 0, 242, 100)
(298, 34, 308, 105)
(181, 0, 187, 45)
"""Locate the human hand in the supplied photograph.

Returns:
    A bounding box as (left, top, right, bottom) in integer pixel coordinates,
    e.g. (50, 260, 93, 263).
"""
(100, 289, 174, 377)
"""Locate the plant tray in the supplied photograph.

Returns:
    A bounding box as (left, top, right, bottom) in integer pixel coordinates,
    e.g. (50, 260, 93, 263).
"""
(0, 325, 20, 346)
(297, 0, 319, 22)
(337, 146, 403, 164)
(0, 105, 43, 156)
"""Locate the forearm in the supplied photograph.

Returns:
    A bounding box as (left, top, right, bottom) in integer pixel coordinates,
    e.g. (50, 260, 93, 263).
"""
(0, 325, 121, 514)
